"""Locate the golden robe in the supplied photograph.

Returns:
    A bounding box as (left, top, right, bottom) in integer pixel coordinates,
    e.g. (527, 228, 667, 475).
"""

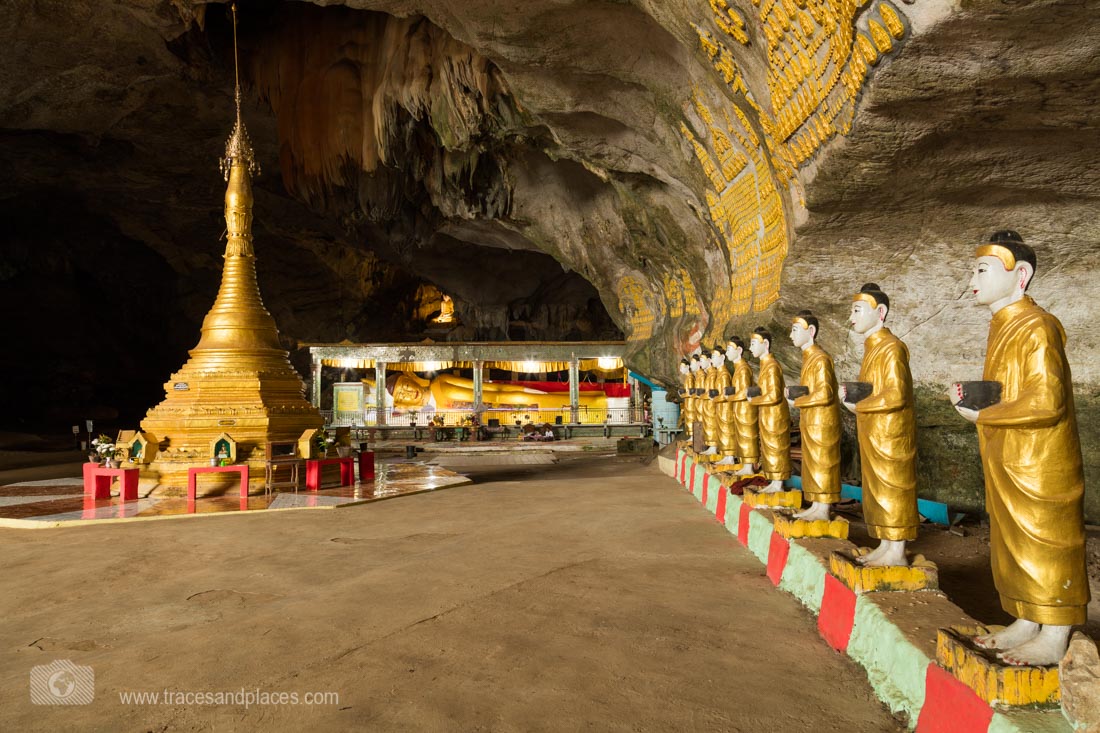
(730, 359, 759, 463)
(713, 364, 735, 457)
(687, 369, 701, 440)
(792, 344, 841, 503)
(680, 370, 694, 438)
(854, 328, 919, 540)
(701, 366, 719, 449)
(750, 354, 791, 480)
(977, 296, 1089, 626)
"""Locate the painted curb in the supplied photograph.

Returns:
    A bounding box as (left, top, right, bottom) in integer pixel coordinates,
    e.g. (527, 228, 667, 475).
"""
(660, 451, 1072, 733)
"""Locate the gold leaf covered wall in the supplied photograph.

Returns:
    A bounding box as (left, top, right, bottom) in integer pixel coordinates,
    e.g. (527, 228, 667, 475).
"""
(681, 0, 908, 324)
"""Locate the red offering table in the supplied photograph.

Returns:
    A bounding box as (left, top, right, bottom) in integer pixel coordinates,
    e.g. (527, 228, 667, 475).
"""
(83, 463, 139, 500)
(358, 451, 375, 481)
(305, 457, 355, 491)
(187, 465, 249, 501)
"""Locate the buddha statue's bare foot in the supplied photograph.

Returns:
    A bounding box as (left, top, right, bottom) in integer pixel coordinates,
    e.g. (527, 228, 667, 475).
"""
(861, 541, 908, 567)
(700, 446, 717, 456)
(973, 619, 1040, 650)
(758, 480, 785, 494)
(734, 464, 756, 476)
(997, 625, 1071, 667)
(854, 544, 886, 565)
(792, 502, 830, 522)
(715, 455, 738, 466)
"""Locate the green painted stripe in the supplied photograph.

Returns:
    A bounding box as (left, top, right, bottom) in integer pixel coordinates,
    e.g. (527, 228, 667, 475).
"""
(724, 492, 742, 536)
(746, 510, 773, 564)
(847, 595, 930, 727)
(989, 710, 1075, 733)
(704, 476, 719, 514)
(777, 540, 828, 613)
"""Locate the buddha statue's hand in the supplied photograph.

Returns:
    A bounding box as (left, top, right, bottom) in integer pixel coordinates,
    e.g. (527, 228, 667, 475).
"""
(839, 385, 857, 414)
(948, 383, 979, 423)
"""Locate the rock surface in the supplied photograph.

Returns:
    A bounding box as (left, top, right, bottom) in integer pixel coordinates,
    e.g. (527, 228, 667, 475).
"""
(2, 0, 1098, 513)
(1062, 632, 1100, 733)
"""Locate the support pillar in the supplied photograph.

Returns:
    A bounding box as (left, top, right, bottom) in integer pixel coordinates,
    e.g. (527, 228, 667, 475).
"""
(311, 356, 322, 408)
(472, 360, 484, 410)
(568, 356, 580, 424)
(374, 362, 387, 426)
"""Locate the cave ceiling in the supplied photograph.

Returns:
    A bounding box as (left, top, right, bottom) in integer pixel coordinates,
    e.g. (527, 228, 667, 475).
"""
(2, 0, 1099, 429)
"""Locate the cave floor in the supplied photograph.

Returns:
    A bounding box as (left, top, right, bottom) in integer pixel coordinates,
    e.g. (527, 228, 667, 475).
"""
(0, 454, 904, 731)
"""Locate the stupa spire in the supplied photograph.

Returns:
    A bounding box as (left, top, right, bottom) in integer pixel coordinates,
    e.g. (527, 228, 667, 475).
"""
(192, 2, 281, 357)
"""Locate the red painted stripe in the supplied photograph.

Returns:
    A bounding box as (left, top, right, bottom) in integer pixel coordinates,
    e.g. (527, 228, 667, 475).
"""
(702, 472, 709, 505)
(766, 532, 790, 586)
(915, 663, 995, 733)
(817, 573, 858, 652)
(738, 503, 751, 546)
(689, 463, 697, 493)
(678, 453, 686, 482)
(715, 484, 728, 523)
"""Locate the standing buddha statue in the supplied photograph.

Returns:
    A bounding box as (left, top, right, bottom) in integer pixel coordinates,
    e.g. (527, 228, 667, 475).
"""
(787, 310, 841, 522)
(748, 328, 791, 492)
(952, 230, 1089, 667)
(699, 351, 719, 457)
(708, 345, 735, 465)
(677, 358, 693, 440)
(725, 336, 759, 475)
(842, 284, 919, 567)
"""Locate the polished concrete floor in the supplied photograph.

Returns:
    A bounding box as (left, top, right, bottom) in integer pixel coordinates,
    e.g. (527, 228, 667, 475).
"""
(0, 454, 900, 731)
(0, 460, 471, 525)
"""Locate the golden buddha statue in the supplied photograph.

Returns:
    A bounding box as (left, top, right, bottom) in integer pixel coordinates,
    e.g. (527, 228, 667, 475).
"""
(384, 372, 609, 412)
(787, 311, 841, 522)
(698, 351, 720, 458)
(725, 336, 759, 475)
(433, 294, 456, 324)
(688, 354, 704, 441)
(748, 328, 791, 491)
(952, 231, 1089, 667)
(707, 345, 735, 464)
(677, 358, 694, 439)
(842, 285, 918, 567)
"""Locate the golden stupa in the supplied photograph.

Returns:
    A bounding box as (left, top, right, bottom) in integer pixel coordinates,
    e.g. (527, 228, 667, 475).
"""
(141, 6, 322, 494)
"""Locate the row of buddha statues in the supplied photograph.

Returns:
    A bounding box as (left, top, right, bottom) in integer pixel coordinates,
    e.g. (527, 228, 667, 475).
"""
(676, 231, 1088, 668)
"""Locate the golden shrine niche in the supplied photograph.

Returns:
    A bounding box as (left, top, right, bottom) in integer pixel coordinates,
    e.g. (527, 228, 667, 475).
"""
(681, 0, 909, 323)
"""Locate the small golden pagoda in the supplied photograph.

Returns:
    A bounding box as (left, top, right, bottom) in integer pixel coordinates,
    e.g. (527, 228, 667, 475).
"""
(141, 6, 322, 494)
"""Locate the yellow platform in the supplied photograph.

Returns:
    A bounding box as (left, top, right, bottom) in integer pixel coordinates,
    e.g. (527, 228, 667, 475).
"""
(936, 626, 1061, 708)
(828, 549, 938, 594)
(773, 511, 849, 539)
(743, 488, 803, 509)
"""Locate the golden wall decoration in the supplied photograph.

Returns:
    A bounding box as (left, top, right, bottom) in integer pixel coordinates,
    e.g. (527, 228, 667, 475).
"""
(682, 0, 908, 319)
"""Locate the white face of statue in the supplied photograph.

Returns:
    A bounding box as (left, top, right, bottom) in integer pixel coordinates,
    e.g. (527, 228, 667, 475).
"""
(970, 255, 1029, 307)
(690, 359, 701, 373)
(699, 353, 712, 369)
(679, 362, 689, 376)
(790, 322, 814, 349)
(849, 301, 883, 335)
(726, 343, 743, 362)
(749, 337, 767, 359)
(711, 351, 725, 368)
